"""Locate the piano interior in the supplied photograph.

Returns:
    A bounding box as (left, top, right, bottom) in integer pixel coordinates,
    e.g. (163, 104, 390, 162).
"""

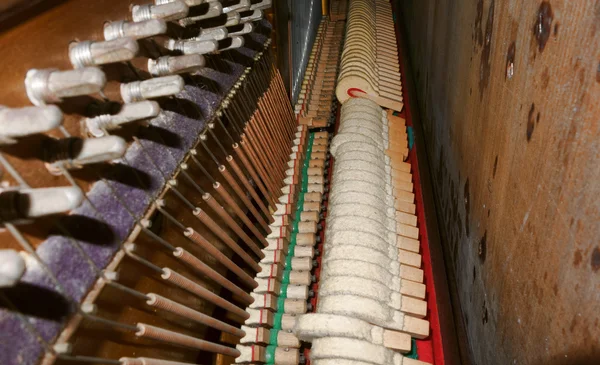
(0, 0, 598, 364)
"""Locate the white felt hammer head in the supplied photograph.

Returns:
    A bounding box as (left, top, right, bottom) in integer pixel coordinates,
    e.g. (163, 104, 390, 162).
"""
(223, 0, 251, 13)
(84, 101, 161, 137)
(132, 0, 189, 22)
(148, 54, 205, 76)
(165, 38, 219, 55)
(104, 19, 168, 41)
(155, 0, 204, 5)
(0, 105, 62, 144)
(1, 186, 84, 219)
(69, 38, 139, 68)
(0, 250, 25, 288)
(46, 135, 127, 174)
(121, 75, 185, 103)
(25, 68, 106, 106)
(251, 0, 272, 10)
(179, 2, 222, 25)
(197, 26, 229, 41)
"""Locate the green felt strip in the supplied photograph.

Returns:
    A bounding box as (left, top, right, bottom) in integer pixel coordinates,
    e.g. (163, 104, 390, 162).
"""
(273, 312, 283, 330)
(407, 338, 418, 359)
(269, 328, 279, 346)
(281, 269, 291, 284)
(279, 283, 289, 299)
(276, 296, 286, 312)
(265, 345, 277, 364)
(273, 132, 317, 317)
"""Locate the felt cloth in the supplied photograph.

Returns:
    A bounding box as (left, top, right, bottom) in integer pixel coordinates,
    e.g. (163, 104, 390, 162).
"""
(0, 23, 271, 365)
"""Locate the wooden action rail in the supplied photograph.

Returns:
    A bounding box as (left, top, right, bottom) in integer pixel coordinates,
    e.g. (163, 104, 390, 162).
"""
(336, 0, 404, 111)
(296, 19, 345, 129)
(329, 0, 348, 21)
(235, 129, 331, 365)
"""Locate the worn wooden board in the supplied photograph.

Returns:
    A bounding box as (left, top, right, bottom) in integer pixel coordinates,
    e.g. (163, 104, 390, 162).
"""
(0, 1, 271, 364)
(398, 0, 600, 364)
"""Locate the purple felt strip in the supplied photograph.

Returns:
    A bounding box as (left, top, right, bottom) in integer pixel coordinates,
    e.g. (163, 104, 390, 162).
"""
(0, 24, 271, 365)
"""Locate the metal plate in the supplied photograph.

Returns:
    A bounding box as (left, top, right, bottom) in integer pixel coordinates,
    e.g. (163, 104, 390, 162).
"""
(290, 0, 322, 104)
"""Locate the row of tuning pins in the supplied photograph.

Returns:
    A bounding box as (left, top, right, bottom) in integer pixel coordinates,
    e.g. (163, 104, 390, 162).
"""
(0, 0, 271, 289)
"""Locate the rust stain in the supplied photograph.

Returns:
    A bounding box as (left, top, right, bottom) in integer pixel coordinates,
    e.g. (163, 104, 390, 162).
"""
(400, 0, 600, 361)
(574, 249, 583, 266)
(570, 315, 579, 333)
(478, 230, 487, 263)
(479, 0, 495, 98)
(510, 19, 520, 40)
(474, 0, 484, 47)
(591, 247, 600, 272)
(527, 103, 536, 141)
(493, 155, 498, 178)
(533, 2, 554, 52)
(505, 42, 516, 80)
(464, 178, 471, 237)
(576, 218, 585, 235)
(534, 282, 543, 304)
(541, 67, 550, 89)
(482, 301, 489, 324)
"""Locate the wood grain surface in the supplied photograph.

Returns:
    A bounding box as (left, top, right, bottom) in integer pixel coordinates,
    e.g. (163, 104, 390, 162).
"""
(398, 0, 600, 364)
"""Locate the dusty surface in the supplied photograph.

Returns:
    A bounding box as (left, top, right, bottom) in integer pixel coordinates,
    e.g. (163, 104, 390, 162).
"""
(399, 0, 600, 364)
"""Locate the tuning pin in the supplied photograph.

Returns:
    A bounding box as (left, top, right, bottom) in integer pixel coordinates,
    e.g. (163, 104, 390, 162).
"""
(104, 19, 168, 41)
(69, 38, 139, 68)
(223, 0, 251, 13)
(120, 75, 185, 103)
(240, 9, 262, 23)
(218, 36, 244, 51)
(84, 101, 161, 137)
(251, 0, 271, 10)
(148, 54, 205, 76)
(178, 2, 222, 25)
(164, 38, 218, 55)
(25, 67, 106, 106)
(227, 22, 253, 36)
(132, 0, 189, 22)
(225, 11, 241, 26)
(44, 136, 127, 173)
(0, 250, 25, 288)
(155, 0, 204, 6)
(0, 105, 62, 145)
(197, 26, 228, 41)
(0, 187, 83, 223)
